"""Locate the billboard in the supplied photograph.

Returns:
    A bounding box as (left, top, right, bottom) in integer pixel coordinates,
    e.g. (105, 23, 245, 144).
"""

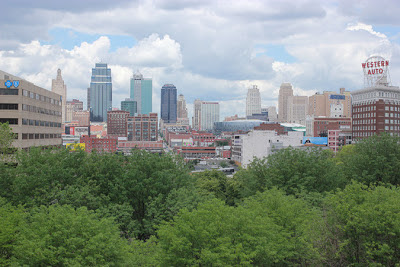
(330, 94, 345, 100)
(302, 137, 328, 146)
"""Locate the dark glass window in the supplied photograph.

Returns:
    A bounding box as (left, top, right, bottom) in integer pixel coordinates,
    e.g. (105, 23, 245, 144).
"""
(35, 134, 39, 139)
(0, 103, 18, 110)
(0, 118, 18, 124)
(0, 88, 18, 95)
(22, 134, 28, 140)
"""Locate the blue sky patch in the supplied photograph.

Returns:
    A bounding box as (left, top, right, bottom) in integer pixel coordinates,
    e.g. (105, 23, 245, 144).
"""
(41, 27, 137, 51)
(255, 44, 296, 63)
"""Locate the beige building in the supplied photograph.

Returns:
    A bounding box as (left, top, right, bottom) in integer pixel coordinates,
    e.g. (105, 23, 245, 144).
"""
(0, 70, 62, 149)
(192, 99, 202, 130)
(177, 94, 189, 126)
(51, 69, 67, 123)
(246, 85, 261, 117)
(72, 110, 90, 126)
(287, 96, 308, 125)
(66, 99, 83, 122)
(278, 83, 293, 122)
(308, 88, 351, 118)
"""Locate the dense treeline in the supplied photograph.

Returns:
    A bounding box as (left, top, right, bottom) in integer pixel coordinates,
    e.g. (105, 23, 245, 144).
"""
(0, 124, 400, 265)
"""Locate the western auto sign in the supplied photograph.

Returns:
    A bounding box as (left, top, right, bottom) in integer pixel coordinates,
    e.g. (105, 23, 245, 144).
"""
(362, 56, 389, 87)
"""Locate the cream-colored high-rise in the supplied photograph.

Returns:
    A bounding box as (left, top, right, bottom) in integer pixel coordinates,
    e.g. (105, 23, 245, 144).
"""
(246, 85, 261, 117)
(51, 69, 67, 123)
(278, 83, 293, 122)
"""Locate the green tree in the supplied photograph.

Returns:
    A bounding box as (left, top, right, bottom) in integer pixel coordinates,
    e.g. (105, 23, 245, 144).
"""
(317, 182, 400, 266)
(158, 189, 319, 265)
(0, 198, 23, 265)
(340, 133, 400, 185)
(234, 147, 346, 199)
(0, 122, 16, 158)
(12, 205, 129, 266)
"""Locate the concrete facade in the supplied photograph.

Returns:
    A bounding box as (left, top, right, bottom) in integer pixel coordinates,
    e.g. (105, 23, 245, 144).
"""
(287, 95, 308, 125)
(246, 85, 261, 117)
(278, 83, 293, 122)
(308, 88, 351, 118)
(0, 70, 62, 149)
(51, 69, 67, 124)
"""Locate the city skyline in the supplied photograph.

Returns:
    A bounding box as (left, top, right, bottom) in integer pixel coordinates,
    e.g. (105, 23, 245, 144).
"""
(0, 1, 400, 120)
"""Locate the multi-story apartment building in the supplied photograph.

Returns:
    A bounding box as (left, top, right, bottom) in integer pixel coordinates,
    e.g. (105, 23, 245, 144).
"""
(107, 110, 130, 138)
(0, 70, 62, 149)
(193, 101, 219, 131)
(127, 113, 158, 141)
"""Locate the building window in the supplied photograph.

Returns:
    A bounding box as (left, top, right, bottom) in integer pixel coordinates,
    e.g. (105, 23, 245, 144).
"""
(0, 103, 18, 110)
(0, 88, 19, 95)
(0, 118, 18, 124)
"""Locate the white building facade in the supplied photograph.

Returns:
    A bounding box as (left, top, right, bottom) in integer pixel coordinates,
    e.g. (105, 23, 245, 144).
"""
(246, 85, 261, 117)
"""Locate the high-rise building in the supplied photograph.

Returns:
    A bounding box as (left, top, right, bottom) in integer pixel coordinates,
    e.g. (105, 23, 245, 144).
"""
(308, 88, 352, 118)
(287, 96, 308, 125)
(278, 83, 293, 122)
(89, 63, 112, 122)
(246, 85, 261, 117)
(107, 110, 130, 138)
(130, 71, 152, 115)
(66, 99, 83, 122)
(192, 99, 202, 130)
(127, 113, 158, 141)
(200, 101, 220, 131)
(0, 70, 62, 149)
(160, 84, 177, 123)
(51, 69, 67, 123)
(121, 98, 137, 116)
(177, 94, 188, 119)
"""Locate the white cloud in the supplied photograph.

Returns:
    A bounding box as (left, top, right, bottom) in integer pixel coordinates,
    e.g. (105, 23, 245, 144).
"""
(346, 22, 387, 39)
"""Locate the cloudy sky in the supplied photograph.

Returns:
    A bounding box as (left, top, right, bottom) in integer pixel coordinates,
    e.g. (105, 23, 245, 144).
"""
(1, 0, 400, 119)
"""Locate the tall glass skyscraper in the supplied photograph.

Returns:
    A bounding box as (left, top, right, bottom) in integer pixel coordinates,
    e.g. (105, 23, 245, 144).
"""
(160, 84, 177, 123)
(130, 71, 152, 115)
(89, 63, 112, 122)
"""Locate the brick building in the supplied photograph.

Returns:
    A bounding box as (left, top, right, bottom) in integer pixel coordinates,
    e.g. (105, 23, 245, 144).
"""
(127, 113, 158, 141)
(253, 123, 287, 135)
(107, 110, 129, 138)
(313, 117, 352, 137)
(80, 135, 117, 153)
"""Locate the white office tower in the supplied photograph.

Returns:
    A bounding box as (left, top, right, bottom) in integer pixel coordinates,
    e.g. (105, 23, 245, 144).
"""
(246, 85, 261, 117)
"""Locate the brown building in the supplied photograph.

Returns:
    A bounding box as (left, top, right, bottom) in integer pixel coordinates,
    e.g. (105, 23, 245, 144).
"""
(66, 99, 83, 122)
(80, 135, 117, 153)
(352, 85, 400, 141)
(308, 88, 352, 118)
(127, 113, 158, 141)
(254, 123, 287, 135)
(0, 70, 62, 149)
(313, 117, 352, 137)
(175, 146, 216, 159)
(72, 110, 90, 126)
(107, 110, 129, 138)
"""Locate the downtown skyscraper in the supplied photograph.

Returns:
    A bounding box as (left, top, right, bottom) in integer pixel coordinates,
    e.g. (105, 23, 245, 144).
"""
(130, 71, 152, 115)
(246, 85, 261, 117)
(160, 84, 177, 123)
(51, 69, 67, 123)
(89, 63, 112, 122)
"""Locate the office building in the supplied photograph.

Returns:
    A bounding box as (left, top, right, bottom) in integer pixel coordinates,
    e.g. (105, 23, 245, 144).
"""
(127, 113, 158, 141)
(287, 96, 308, 125)
(66, 99, 83, 122)
(0, 70, 62, 149)
(51, 69, 67, 123)
(308, 88, 352, 118)
(246, 85, 261, 117)
(121, 98, 137, 116)
(177, 94, 189, 125)
(192, 99, 202, 130)
(264, 106, 277, 121)
(194, 101, 219, 131)
(278, 83, 293, 122)
(352, 56, 400, 141)
(107, 110, 130, 138)
(89, 63, 112, 122)
(130, 71, 152, 115)
(160, 84, 177, 123)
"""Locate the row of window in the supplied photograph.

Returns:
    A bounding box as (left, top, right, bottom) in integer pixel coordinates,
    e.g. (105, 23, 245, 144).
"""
(22, 89, 61, 106)
(0, 118, 18, 124)
(22, 104, 61, 117)
(0, 103, 18, 110)
(353, 91, 400, 101)
(0, 89, 18, 95)
(353, 106, 376, 112)
(354, 126, 376, 131)
(22, 119, 62, 128)
(354, 113, 376, 118)
(22, 133, 62, 140)
(385, 119, 400, 124)
(354, 119, 376, 125)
